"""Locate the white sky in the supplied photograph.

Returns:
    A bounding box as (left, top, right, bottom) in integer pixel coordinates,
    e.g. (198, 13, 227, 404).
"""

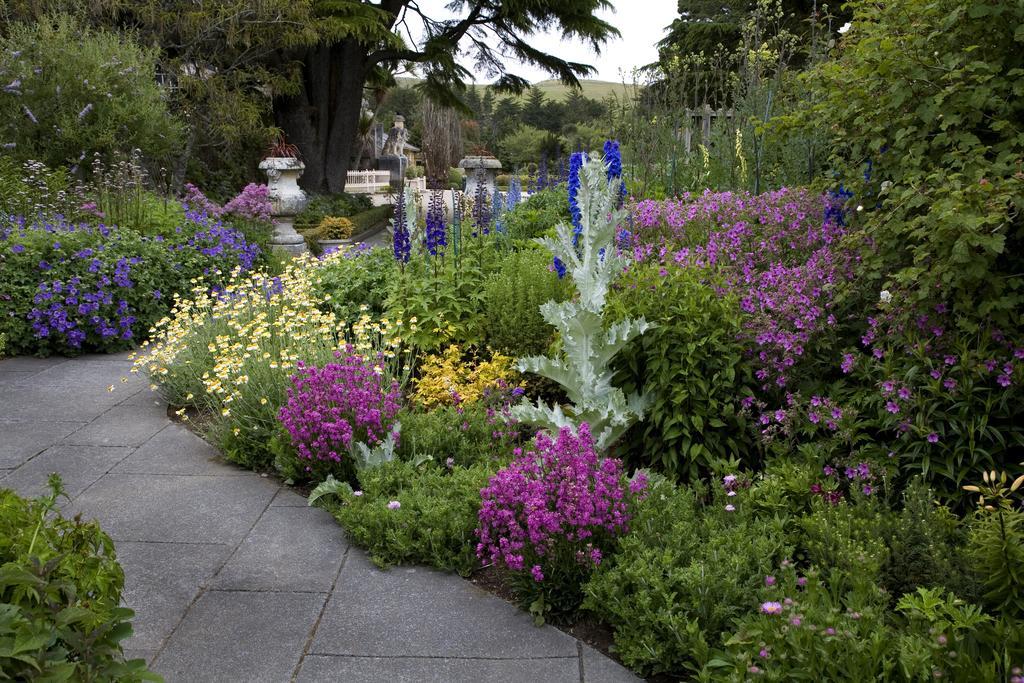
(401, 0, 680, 84)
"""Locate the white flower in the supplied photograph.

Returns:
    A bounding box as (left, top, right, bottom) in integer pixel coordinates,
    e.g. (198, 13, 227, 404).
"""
(838, 22, 852, 34)
(856, 205, 863, 212)
(880, 290, 893, 304)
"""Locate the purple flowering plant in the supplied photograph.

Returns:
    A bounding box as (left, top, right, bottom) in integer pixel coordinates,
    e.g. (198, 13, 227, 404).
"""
(475, 423, 647, 622)
(277, 348, 402, 483)
(839, 296, 1024, 495)
(0, 212, 260, 354)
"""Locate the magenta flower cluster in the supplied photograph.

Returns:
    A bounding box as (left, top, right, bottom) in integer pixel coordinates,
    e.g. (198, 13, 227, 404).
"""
(629, 188, 853, 390)
(475, 423, 646, 582)
(183, 183, 273, 223)
(278, 350, 401, 466)
(222, 183, 273, 221)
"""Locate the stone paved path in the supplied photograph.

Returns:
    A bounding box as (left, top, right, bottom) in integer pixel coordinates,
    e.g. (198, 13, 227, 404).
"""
(0, 354, 640, 683)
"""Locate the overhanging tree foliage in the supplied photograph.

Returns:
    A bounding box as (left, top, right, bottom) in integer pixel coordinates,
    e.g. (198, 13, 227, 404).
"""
(277, 0, 619, 192)
(3, 0, 617, 193)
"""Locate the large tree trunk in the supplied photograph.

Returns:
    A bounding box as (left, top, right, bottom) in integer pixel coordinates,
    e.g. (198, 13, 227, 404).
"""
(274, 40, 368, 194)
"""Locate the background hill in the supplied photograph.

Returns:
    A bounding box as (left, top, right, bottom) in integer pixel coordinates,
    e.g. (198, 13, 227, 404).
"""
(395, 76, 638, 102)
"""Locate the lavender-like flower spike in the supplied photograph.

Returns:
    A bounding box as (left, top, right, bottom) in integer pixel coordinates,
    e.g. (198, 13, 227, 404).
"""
(602, 139, 627, 206)
(425, 189, 447, 256)
(567, 152, 586, 247)
(392, 194, 410, 264)
(21, 105, 37, 124)
(78, 103, 94, 120)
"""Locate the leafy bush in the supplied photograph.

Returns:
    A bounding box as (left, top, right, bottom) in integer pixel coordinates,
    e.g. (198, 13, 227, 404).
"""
(384, 236, 499, 351)
(482, 248, 572, 357)
(709, 567, 997, 682)
(316, 216, 354, 240)
(0, 15, 181, 168)
(476, 424, 647, 623)
(610, 262, 755, 479)
(324, 460, 494, 575)
(583, 476, 791, 678)
(0, 477, 157, 681)
(410, 345, 519, 409)
(0, 157, 85, 220)
(348, 205, 393, 234)
(504, 187, 570, 241)
(295, 192, 373, 231)
(276, 351, 401, 484)
(843, 315, 1024, 496)
(315, 246, 396, 325)
(396, 392, 528, 468)
(0, 211, 260, 355)
(799, 0, 1024, 327)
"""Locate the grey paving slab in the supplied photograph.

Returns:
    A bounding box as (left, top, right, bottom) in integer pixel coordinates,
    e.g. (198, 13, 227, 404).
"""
(270, 487, 309, 506)
(77, 351, 136, 362)
(118, 541, 232, 651)
(0, 371, 37, 384)
(1, 444, 131, 499)
(0, 355, 641, 682)
(0, 385, 122, 422)
(69, 473, 279, 544)
(17, 359, 140, 391)
(581, 644, 643, 682)
(0, 356, 68, 372)
(295, 655, 581, 683)
(64, 404, 169, 447)
(112, 423, 248, 476)
(311, 551, 579, 659)
(151, 590, 325, 683)
(213, 506, 347, 592)
(0, 420, 86, 468)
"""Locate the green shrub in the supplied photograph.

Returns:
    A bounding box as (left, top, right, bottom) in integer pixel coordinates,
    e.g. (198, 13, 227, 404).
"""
(583, 478, 792, 678)
(504, 187, 570, 241)
(609, 262, 755, 479)
(0, 477, 157, 681)
(709, 572, 1000, 682)
(295, 192, 373, 231)
(325, 460, 494, 575)
(482, 248, 571, 357)
(0, 15, 181, 169)
(798, 0, 1024, 326)
(384, 235, 502, 351)
(316, 246, 396, 326)
(348, 205, 393, 234)
(0, 157, 85, 220)
(395, 401, 525, 468)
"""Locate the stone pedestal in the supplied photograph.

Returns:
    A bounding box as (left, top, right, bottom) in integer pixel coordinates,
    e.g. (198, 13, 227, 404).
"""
(259, 157, 309, 257)
(377, 154, 408, 187)
(458, 156, 502, 200)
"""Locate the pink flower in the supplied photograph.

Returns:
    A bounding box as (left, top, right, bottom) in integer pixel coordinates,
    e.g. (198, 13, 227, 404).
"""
(530, 565, 544, 582)
(387, 500, 401, 510)
(761, 601, 783, 615)
(725, 504, 736, 512)
(927, 432, 939, 443)
(765, 575, 776, 587)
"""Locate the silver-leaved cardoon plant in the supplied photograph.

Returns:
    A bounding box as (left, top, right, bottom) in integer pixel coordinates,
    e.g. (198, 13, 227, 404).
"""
(511, 155, 652, 450)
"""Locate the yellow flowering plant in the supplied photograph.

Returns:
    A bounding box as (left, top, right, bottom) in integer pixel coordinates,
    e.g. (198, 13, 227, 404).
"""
(411, 345, 521, 409)
(132, 250, 410, 469)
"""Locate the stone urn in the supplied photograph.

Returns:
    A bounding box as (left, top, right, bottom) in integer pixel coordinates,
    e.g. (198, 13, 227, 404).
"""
(258, 157, 309, 256)
(458, 155, 502, 200)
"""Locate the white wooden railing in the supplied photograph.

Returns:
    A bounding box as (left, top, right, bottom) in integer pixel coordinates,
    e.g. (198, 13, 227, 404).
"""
(345, 170, 391, 194)
(345, 171, 428, 194)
